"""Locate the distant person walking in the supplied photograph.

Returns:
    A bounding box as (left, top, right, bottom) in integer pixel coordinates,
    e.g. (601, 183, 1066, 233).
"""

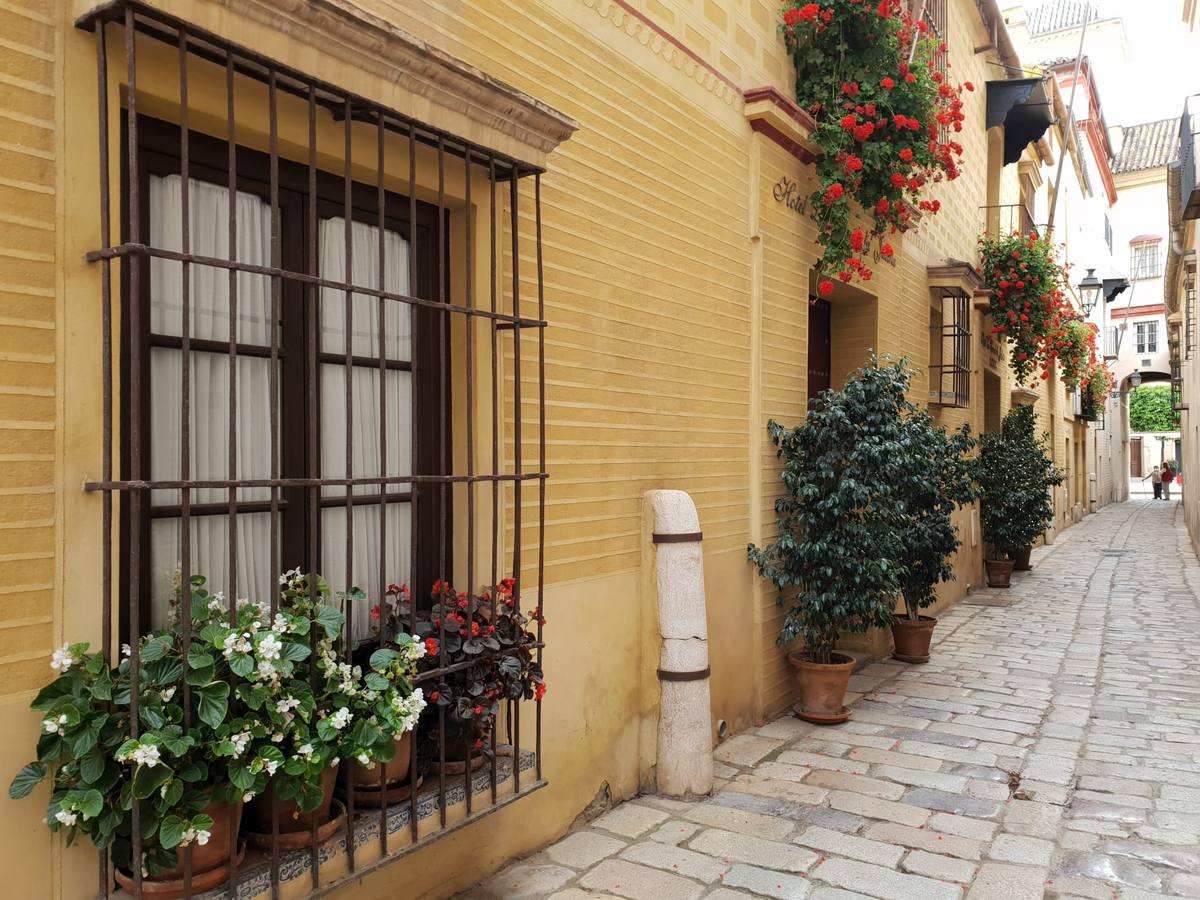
(1144, 465, 1163, 499)
(1162, 462, 1175, 500)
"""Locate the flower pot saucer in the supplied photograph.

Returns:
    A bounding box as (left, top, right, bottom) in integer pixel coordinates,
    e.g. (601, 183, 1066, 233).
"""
(245, 799, 346, 851)
(892, 651, 930, 664)
(114, 843, 246, 898)
(796, 706, 851, 725)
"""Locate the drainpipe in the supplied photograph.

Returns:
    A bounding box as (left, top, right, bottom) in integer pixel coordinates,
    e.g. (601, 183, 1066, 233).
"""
(644, 490, 714, 797)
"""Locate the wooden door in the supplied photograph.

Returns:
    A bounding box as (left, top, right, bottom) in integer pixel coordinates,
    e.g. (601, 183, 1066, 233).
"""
(1130, 437, 1143, 477)
(807, 297, 832, 404)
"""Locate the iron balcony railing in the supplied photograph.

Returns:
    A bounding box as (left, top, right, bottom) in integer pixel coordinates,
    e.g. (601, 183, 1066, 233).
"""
(1182, 96, 1200, 220)
(980, 204, 1043, 239)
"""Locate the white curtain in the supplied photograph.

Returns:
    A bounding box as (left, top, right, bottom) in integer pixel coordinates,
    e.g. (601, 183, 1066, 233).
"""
(148, 175, 275, 625)
(318, 217, 413, 641)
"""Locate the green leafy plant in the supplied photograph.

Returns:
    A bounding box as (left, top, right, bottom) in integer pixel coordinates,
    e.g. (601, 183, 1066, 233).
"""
(975, 406, 1064, 560)
(894, 412, 977, 620)
(749, 357, 920, 663)
(1056, 319, 1098, 388)
(1082, 361, 1114, 410)
(781, 0, 970, 294)
(1129, 385, 1180, 432)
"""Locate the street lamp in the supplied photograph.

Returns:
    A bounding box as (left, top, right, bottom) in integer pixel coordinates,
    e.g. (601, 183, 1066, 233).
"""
(1077, 268, 1103, 315)
(1130, 369, 1142, 389)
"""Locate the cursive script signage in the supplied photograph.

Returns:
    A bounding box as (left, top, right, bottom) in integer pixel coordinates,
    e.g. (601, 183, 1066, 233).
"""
(771, 175, 896, 268)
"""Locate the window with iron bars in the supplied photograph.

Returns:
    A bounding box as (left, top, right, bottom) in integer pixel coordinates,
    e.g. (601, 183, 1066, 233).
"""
(1186, 271, 1196, 359)
(1129, 240, 1162, 279)
(921, 0, 949, 141)
(1135, 320, 1158, 354)
(929, 287, 971, 408)
(80, 2, 550, 897)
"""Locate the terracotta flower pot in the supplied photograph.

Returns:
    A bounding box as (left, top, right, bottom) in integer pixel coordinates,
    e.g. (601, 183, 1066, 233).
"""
(114, 800, 243, 899)
(246, 764, 338, 834)
(787, 651, 855, 725)
(985, 557, 1014, 588)
(891, 615, 936, 664)
(351, 732, 412, 787)
(1012, 546, 1033, 571)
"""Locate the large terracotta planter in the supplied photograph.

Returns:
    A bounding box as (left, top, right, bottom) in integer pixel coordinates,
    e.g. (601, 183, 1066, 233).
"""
(891, 616, 936, 664)
(114, 800, 243, 899)
(985, 558, 1014, 588)
(1012, 546, 1033, 571)
(246, 765, 338, 834)
(351, 732, 412, 787)
(787, 651, 855, 725)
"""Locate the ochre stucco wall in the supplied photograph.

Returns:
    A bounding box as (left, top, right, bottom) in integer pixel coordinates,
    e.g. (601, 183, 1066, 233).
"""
(0, 1, 1093, 898)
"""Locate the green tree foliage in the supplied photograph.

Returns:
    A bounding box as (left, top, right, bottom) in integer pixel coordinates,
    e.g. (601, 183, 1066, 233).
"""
(975, 407, 1064, 559)
(749, 358, 973, 661)
(1128, 386, 1179, 433)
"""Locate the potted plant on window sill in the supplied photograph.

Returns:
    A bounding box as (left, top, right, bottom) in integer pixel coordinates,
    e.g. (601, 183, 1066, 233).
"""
(9, 578, 324, 897)
(892, 411, 976, 662)
(749, 358, 915, 723)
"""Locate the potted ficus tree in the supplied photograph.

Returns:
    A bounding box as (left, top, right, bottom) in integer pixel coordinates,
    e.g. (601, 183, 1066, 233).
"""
(749, 357, 915, 723)
(976, 406, 1064, 586)
(9, 578, 322, 896)
(891, 410, 976, 662)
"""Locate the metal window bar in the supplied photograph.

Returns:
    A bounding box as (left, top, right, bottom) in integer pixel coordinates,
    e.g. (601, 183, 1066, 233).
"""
(929, 287, 971, 408)
(1186, 272, 1196, 359)
(1103, 325, 1120, 360)
(1130, 243, 1163, 279)
(78, 3, 549, 897)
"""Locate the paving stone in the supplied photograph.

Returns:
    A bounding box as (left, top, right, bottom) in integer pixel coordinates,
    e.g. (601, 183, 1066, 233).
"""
(548, 890, 623, 900)
(803, 770, 907, 801)
(811, 857, 963, 900)
(681, 802, 794, 840)
(728, 777, 830, 806)
(793, 825, 905, 867)
(899, 850, 976, 883)
(722, 863, 814, 899)
(808, 891, 876, 900)
(592, 802, 672, 838)
(988, 833, 1055, 866)
(577, 859, 705, 900)
(927, 813, 998, 842)
(861, 823, 984, 860)
(964, 863, 1048, 899)
(827, 791, 930, 828)
(1055, 852, 1163, 892)
(481, 863, 577, 898)
(687, 829, 819, 872)
(705, 891, 755, 900)
(845, 747, 942, 772)
(1020, 753, 1076, 786)
(715, 734, 786, 767)
(544, 831, 626, 868)
(1098, 839, 1200, 872)
(774, 753, 871, 775)
(871, 766, 969, 794)
(896, 741, 998, 766)
(648, 820, 702, 846)
(900, 788, 1002, 819)
(618, 841, 728, 883)
(1069, 800, 1147, 824)
(1003, 799, 1064, 836)
(1169, 873, 1200, 896)
(757, 717, 817, 741)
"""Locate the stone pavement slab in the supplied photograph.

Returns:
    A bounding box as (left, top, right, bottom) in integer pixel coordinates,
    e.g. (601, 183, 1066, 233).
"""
(469, 501, 1200, 899)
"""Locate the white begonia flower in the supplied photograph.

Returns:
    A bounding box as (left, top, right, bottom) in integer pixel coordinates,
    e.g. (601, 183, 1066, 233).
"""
(279, 567, 302, 587)
(243, 791, 255, 803)
(255, 660, 278, 683)
(54, 810, 78, 827)
(330, 707, 353, 730)
(271, 733, 283, 743)
(272, 612, 289, 633)
(356, 753, 370, 766)
(222, 631, 251, 659)
(195, 829, 210, 846)
(160, 686, 176, 702)
(259, 633, 282, 662)
(275, 696, 301, 715)
(50, 644, 75, 673)
(296, 742, 315, 761)
(43, 718, 59, 734)
(264, 758, 280, 776)
(131, 745, 161, 768)
(121, 643, 133, 659)
(160, 783, 170, 799)
(230, 731, 251, 757)
(331, 756, 340, 767)
(208, 596, 224, 613)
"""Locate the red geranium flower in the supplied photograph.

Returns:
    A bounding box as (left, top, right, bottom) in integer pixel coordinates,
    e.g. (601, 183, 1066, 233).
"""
(880, 76, 895, 90)
(850, 228, 865, 251)
(818, 279, 834, 296)
(880, 243, 894, 257)
(899, 148, 913, 161)
(425, 638, 439, 657)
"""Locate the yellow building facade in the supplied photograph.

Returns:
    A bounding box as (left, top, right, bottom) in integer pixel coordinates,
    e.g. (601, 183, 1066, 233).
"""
(0, 1, 1091, 897)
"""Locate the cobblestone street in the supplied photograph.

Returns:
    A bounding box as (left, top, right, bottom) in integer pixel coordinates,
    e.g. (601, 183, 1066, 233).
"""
(470, 499, 1200, 899)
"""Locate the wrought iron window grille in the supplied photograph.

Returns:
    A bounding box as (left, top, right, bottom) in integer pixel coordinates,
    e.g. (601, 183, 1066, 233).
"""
(929, 286, 971, 408)
(76, 2, 550, 896)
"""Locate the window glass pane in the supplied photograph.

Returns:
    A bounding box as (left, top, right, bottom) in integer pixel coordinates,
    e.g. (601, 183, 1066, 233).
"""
(149, 174, 273, 345)
(150, 348, 276, 505)
(150, 512, 276, 630)
(319, 217, 411, 359)
(320, 365, 411, 497)
(320, 503, 412, 645)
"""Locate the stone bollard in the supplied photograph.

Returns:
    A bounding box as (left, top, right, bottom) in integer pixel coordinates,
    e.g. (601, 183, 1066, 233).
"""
(645, 490, 713, 797)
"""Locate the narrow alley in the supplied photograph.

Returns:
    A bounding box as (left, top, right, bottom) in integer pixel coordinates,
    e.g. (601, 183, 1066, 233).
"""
(473, 499, 1200, 900)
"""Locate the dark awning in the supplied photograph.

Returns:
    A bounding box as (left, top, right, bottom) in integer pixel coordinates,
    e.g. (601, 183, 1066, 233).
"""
(986, 78, 1055, 165)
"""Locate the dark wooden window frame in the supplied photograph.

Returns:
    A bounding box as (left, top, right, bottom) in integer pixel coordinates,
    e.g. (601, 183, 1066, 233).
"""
(119, 115, 451, 637)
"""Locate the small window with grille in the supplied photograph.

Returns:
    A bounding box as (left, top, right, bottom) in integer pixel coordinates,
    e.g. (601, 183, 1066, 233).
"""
(929, 286, 971, 407)
(1130, 240, 1162, 279)
(1135, 320, 1159, 354)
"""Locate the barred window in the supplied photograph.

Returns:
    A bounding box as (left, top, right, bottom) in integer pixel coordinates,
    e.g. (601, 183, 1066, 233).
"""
(1130, 240, 1162, 279)
(82, 2, 553, 897)
(1135, 320, 1159, 354)
(929, 286, 971, 407)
